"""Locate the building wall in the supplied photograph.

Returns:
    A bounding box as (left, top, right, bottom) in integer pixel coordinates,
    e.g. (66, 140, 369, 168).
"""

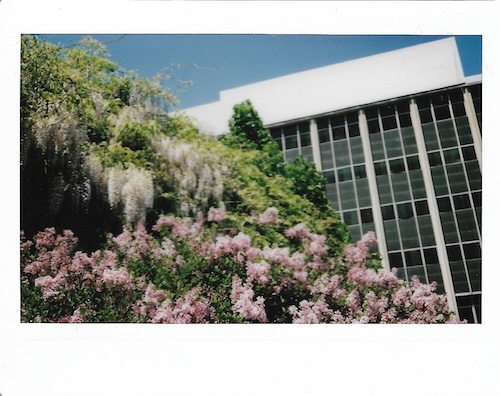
(269, 82, 482, 323)
(182, 37, 482, 323)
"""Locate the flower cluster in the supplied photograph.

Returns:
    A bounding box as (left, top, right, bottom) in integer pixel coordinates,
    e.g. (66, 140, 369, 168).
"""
(107, 165, 154, 223)
(154, 137, 229, 216)
(21, 207, 464, 324)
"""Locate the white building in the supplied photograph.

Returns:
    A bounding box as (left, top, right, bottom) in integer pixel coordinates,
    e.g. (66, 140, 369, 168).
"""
(183, 37, 482, 323)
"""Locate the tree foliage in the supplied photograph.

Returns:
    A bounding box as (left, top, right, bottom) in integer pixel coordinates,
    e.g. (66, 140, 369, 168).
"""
(19, 36, 459, 323)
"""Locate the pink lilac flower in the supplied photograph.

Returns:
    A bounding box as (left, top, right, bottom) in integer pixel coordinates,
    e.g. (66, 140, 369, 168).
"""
(231, 276, 267, 323)
(284, 223, 311, 241)
(246, 260, 271, 285)
(306, 234, 328, 257)
(207, 207, 227, 222)
(102, 267, 134, 290)
(257, 207, 279, 225)
(289, 298, 334, 324)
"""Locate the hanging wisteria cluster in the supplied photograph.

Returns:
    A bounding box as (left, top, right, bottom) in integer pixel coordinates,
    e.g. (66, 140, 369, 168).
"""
(107, 165, 155, 223)
(154, 137, 229, 216)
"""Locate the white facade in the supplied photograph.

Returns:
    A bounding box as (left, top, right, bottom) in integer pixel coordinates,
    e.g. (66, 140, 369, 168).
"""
(183, 37, 465, 135)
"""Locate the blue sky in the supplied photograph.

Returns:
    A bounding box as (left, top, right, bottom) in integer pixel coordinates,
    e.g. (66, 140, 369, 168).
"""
(40, 34, 482, 110)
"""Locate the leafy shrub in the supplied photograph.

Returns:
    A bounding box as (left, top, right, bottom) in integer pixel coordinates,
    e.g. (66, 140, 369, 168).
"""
(21, 209, 464, 324)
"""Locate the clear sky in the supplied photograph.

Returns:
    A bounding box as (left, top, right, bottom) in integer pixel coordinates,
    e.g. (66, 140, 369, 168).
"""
(40, 34, 482, 110)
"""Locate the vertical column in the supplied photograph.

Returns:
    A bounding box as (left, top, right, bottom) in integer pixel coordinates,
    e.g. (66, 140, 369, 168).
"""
(358, 110, 389, 272)
(309, 118, 322, 172)
(409, 99, 458, 314)
(463, 89, 482, 172)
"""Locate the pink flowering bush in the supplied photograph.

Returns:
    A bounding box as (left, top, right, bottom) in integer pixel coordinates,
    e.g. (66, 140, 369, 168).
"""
(21, 208, 464, 323)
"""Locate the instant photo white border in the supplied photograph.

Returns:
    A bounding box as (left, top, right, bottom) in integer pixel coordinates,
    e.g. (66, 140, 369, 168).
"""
(1, 1, 498, 395)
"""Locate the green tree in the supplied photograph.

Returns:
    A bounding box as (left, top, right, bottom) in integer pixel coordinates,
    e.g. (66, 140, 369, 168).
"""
(220, 100, 284, 176)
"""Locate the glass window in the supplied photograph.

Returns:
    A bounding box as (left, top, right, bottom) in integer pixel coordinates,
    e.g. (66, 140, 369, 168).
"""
(360, 208, 374, 224)
(465, 161, 482, 191)
(332, 126, 346, 141)
(374, 161, 387, 176)
(399, 112, 412, 128)
(407, 155, 420, 171)
(346, 111, 360, 137)
(349, 137, 364, 165)
(405, 250, 423, 266)
(409, 170, 427, 199)
(356, 179, 371, 208)
(318, 128, 331, 144)
(462, 146, 476, 162)
(426, 264, 444, 294)
(463, 242, 481, 260)
(285, 149, 300, 162)
(437, 197, 452, 212)
(422, 124, 439, 150)
(472, 191, 482, 207)
(399, 218, 420, 249)
(446, 245, 462, 262)
(348, 122, 360, 138)
(437, 120, 458, 148)
(343, 210, 359, 226)
(419, 108, 433, 124)
(441, 212, 459, 244)
(424, 248, 439, 264)
(339, 181, 356, 210)
(324, 170, 336, 184)
(418, 216, 435, 247)
(368, 119, 380, 134)
(300, 132, 311, 147)
(456, 295, 477, 323)
(397, 203, 414, 219)
(447, 164, 469, 194)
(379, 104, 395, 117)
(370, 133, 385, 161)
(285, 135, 298, 150)
(326, 184, 339, 210)
(456, 210, 479, 242)
(431, 166, 449, 196)
(284, 125, 296, 136)
(298, 122, 309, 133)
(346, 111, 358, 124)
(391, 173, 412, 202)
(330, 114, 344, 128)
(444, 148, 461, 164)
(384, 220, 401, 251)
(428, 152, 442, 167)
(455, 117, 473, 145)
(401, 127, 417, 154)
(431, 93, 448, 106)
(334, 140, 350, 167)
(381, 205, 395, 220)
(433, 105, 451, 121)
(337, 167, 353, 182)
(453, 194, 471, 210)
(384, 130, 403, 157)
(389, 252, 404, 269)
(317, 117, 329, 130)
(389, 158, 405, 173)
(320, 143, 333, 170)
(382, 116, 398, 131)
(354, 165, 366, 179)
(270, 128, 281, 140)
(377, 175, 392, 205)
(450, 261, 470, 293)
(415, 200, 429, 216)
(452, 101, 466, 118)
